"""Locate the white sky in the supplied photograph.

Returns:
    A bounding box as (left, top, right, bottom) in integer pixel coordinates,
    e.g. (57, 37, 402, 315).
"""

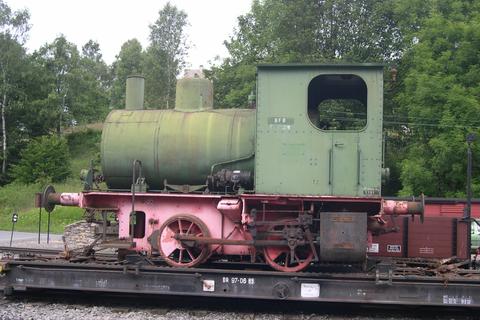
(7, 0, 252, 68)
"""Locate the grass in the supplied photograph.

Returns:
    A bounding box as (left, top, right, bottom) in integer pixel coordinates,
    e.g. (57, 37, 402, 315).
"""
(0, 129, 101, 234)
(1, 207, 84, 234)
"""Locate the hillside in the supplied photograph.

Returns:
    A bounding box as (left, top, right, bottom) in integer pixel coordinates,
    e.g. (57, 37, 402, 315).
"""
(0, 129, 101, 234)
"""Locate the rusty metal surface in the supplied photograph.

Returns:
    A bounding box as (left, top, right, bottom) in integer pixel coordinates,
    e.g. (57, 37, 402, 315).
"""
(370, 217, 470, 260)
(383, 199, 424, 216)
(408, 217, 456, 259)
(457, 220, 470, 259)
(369, 216, 407, 258)
(320, 212, 367, 262)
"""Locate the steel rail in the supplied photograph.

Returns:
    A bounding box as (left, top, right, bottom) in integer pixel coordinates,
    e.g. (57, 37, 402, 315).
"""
(0, 246, 61, 256)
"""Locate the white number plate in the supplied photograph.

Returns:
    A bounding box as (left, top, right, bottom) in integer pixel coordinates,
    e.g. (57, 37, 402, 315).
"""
(301, 283, 320, 298)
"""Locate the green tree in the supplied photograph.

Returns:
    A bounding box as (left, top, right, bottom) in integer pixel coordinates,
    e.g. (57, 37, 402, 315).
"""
(74, 40, 111, 122)
(111, 39, 144, 108)
(33, 36, 110, 130)
(0, 0, 30, 177)
(395, 0, 480, 197)
(379, 0, 435, 195)
(145, 2, 188, 108)
(11, 135, 70, 184)
(34, 35, 81, 134)
(208, 0, 418, 108)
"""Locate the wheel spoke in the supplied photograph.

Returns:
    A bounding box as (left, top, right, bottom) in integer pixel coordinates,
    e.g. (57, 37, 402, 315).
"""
(178, 248, 184, 262)
(266, 246, 283, 261)
(177, 219, 183, 234)
(284, 252, 289, 267)
(170, 249, 178, 261)
(161, 226, 179, 256)
(186, 222, 194, 235)
(166, 224, 177, 235)
(186, 247, 195, 261)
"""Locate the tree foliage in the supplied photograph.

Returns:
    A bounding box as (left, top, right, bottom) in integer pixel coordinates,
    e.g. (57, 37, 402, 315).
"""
(144, 2, 188, 108)
(11, 135, 70, 184)
(395, 0, 480, 197)
(109, 3, 189, 110)
(77, 40, 111, 121)
(111, 39, 144, 108)
(0, 1, 191, 185)
(207, 0, 424, 108)
(32, 35, 111, 132)
(0, 0, 30, 179)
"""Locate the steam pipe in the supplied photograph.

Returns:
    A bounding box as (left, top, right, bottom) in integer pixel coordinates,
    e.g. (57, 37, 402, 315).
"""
(382, 194, 425, 222)
(36, 186, 81, 213)
(382, 200, 422, 215)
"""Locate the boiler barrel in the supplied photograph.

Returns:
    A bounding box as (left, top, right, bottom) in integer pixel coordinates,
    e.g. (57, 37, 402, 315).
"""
(101, 108, 255, 190)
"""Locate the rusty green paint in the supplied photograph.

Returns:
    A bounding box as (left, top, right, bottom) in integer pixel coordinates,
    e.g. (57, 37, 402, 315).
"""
(175, 78, 213, 111)
(101, 108, 255, 190)
(125, 75, 145, 110)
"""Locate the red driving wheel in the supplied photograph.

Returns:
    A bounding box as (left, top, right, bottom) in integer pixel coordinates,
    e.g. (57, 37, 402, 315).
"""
(263, 223, 314, 272)
(158, 214, 211, 268)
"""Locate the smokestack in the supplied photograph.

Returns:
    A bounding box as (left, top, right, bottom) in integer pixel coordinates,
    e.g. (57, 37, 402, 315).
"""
(125, 75, 145, 110)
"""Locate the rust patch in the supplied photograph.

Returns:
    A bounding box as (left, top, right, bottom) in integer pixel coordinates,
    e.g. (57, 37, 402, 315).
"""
(148, 218, 159, 225)
(334, 242, 354, 249)
(331, 216, 354, 223)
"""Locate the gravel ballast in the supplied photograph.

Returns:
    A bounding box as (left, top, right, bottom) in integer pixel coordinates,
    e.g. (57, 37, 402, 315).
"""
(0, 296, 477, 320)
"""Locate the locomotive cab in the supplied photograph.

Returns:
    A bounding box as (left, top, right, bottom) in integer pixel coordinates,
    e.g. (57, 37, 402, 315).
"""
(255, 64, 384, 197)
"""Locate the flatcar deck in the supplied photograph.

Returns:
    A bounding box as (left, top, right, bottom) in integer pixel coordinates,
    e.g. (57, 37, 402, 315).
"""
(1, 252, 480, 308)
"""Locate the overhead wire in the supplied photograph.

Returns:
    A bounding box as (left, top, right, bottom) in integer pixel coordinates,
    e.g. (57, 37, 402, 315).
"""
(316, 110, 480, 129)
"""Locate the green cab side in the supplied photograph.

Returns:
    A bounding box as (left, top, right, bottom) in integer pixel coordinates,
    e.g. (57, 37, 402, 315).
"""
(255, 64, 384, 196)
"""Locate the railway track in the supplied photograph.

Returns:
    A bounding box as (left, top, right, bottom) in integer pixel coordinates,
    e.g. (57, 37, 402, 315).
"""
(0, 246, 271, 270)
(0, 246, 62, 256)
(0, 246, 118, 264)
(1, 245, 479, 276)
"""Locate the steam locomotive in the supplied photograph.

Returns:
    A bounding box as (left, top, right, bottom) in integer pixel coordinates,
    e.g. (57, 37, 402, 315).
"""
(38, 64, 427, 272)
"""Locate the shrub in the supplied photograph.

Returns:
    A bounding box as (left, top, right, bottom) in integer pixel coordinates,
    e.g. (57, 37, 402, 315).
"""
(11, 135, 71, 184)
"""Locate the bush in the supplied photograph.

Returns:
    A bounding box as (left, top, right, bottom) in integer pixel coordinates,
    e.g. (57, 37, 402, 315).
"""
(66, 129, 101, 155)
(11, 135, 71, 184)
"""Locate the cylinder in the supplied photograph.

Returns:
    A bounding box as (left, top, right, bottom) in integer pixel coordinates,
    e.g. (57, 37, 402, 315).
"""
(175, 78, 213, 111)
(125, 75, 145, 110)
(101, 108, 255, 190)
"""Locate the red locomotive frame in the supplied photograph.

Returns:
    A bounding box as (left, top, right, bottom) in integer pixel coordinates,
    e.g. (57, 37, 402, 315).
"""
(40, 188, 424, 272)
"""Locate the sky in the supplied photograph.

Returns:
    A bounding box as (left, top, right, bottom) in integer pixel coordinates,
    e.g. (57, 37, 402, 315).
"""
(7, 0, 252, 68)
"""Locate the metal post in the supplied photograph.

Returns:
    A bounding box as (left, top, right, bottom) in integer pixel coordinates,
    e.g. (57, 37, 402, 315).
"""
(47, 212, 51, 244)
(9, 212, 18, 247)
(465, 134, 475, 220)
(38, 207, 42, 244)
(130, 160, 141, 239)
(9, 223, 14, 247)
(465, 133, 475, 263)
